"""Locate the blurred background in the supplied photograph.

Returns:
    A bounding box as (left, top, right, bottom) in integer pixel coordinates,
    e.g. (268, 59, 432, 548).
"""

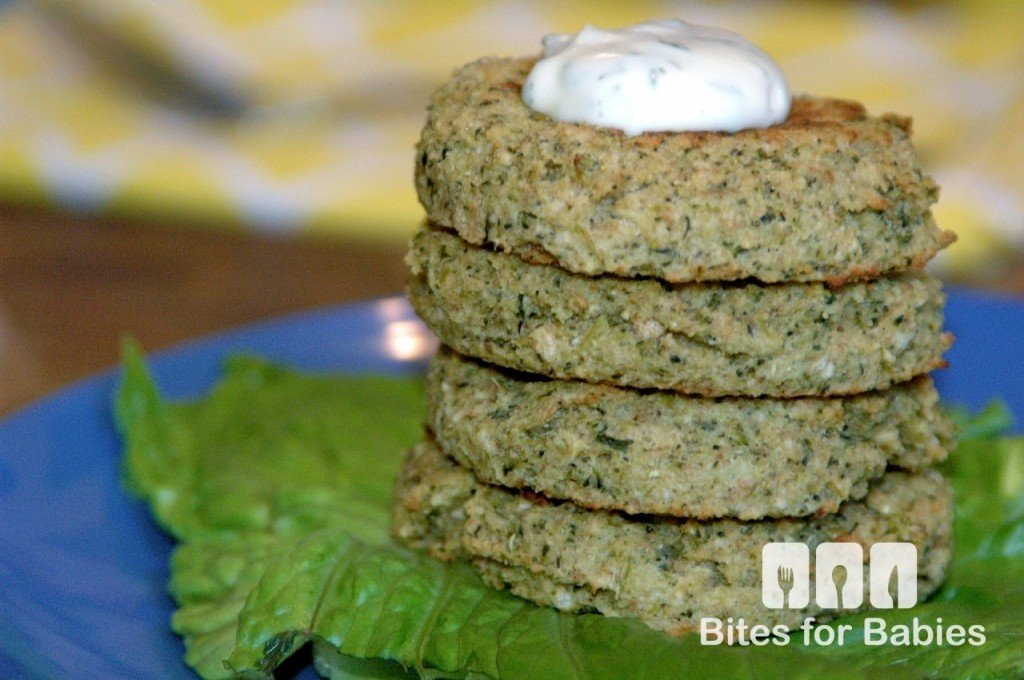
(0, 0, 1021, 413)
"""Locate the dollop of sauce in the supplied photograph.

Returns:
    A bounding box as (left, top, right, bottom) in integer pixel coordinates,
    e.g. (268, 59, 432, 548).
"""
(521, 19, 791, 135)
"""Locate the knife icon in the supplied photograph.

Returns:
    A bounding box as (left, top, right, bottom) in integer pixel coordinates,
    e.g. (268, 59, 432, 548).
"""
(887, 563, 900, 607)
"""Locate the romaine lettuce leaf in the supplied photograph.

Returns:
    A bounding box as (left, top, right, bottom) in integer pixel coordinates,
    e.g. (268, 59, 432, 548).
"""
(116, 349, 1024, 679)
(117, 346, 422, 543)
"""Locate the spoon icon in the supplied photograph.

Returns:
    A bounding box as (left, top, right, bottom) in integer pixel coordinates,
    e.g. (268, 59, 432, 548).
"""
(832, 563, 848, 609)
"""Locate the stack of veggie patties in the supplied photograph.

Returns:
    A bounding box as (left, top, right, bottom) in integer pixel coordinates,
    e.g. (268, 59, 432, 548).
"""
(392, 56, 957, 634)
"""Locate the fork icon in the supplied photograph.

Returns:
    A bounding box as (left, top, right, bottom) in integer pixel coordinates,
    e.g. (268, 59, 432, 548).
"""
(777, 565, 795, 608)
(762, 542, 808, 608)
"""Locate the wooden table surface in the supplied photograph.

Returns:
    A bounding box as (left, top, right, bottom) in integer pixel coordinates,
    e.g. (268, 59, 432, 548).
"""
(1, 204, 1022, 416)
(0, 206, 408, 414)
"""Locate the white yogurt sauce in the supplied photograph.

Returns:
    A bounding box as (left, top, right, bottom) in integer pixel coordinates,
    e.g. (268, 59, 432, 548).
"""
(521, 19, 791, 135)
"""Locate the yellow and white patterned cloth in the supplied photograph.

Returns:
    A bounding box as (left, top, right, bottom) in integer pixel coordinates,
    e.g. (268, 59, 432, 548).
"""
(0, 0, 1021, 273)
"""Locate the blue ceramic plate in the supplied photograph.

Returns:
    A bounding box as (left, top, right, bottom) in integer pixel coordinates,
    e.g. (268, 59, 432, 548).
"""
(0, 292, 1020, 679)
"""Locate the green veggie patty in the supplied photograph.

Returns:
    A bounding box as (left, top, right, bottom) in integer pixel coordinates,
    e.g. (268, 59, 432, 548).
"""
(416, 57, 954, 284)
(408, 227, 951, 397)
(392, 439, 952, 635)
(427, 347, 954, 519)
